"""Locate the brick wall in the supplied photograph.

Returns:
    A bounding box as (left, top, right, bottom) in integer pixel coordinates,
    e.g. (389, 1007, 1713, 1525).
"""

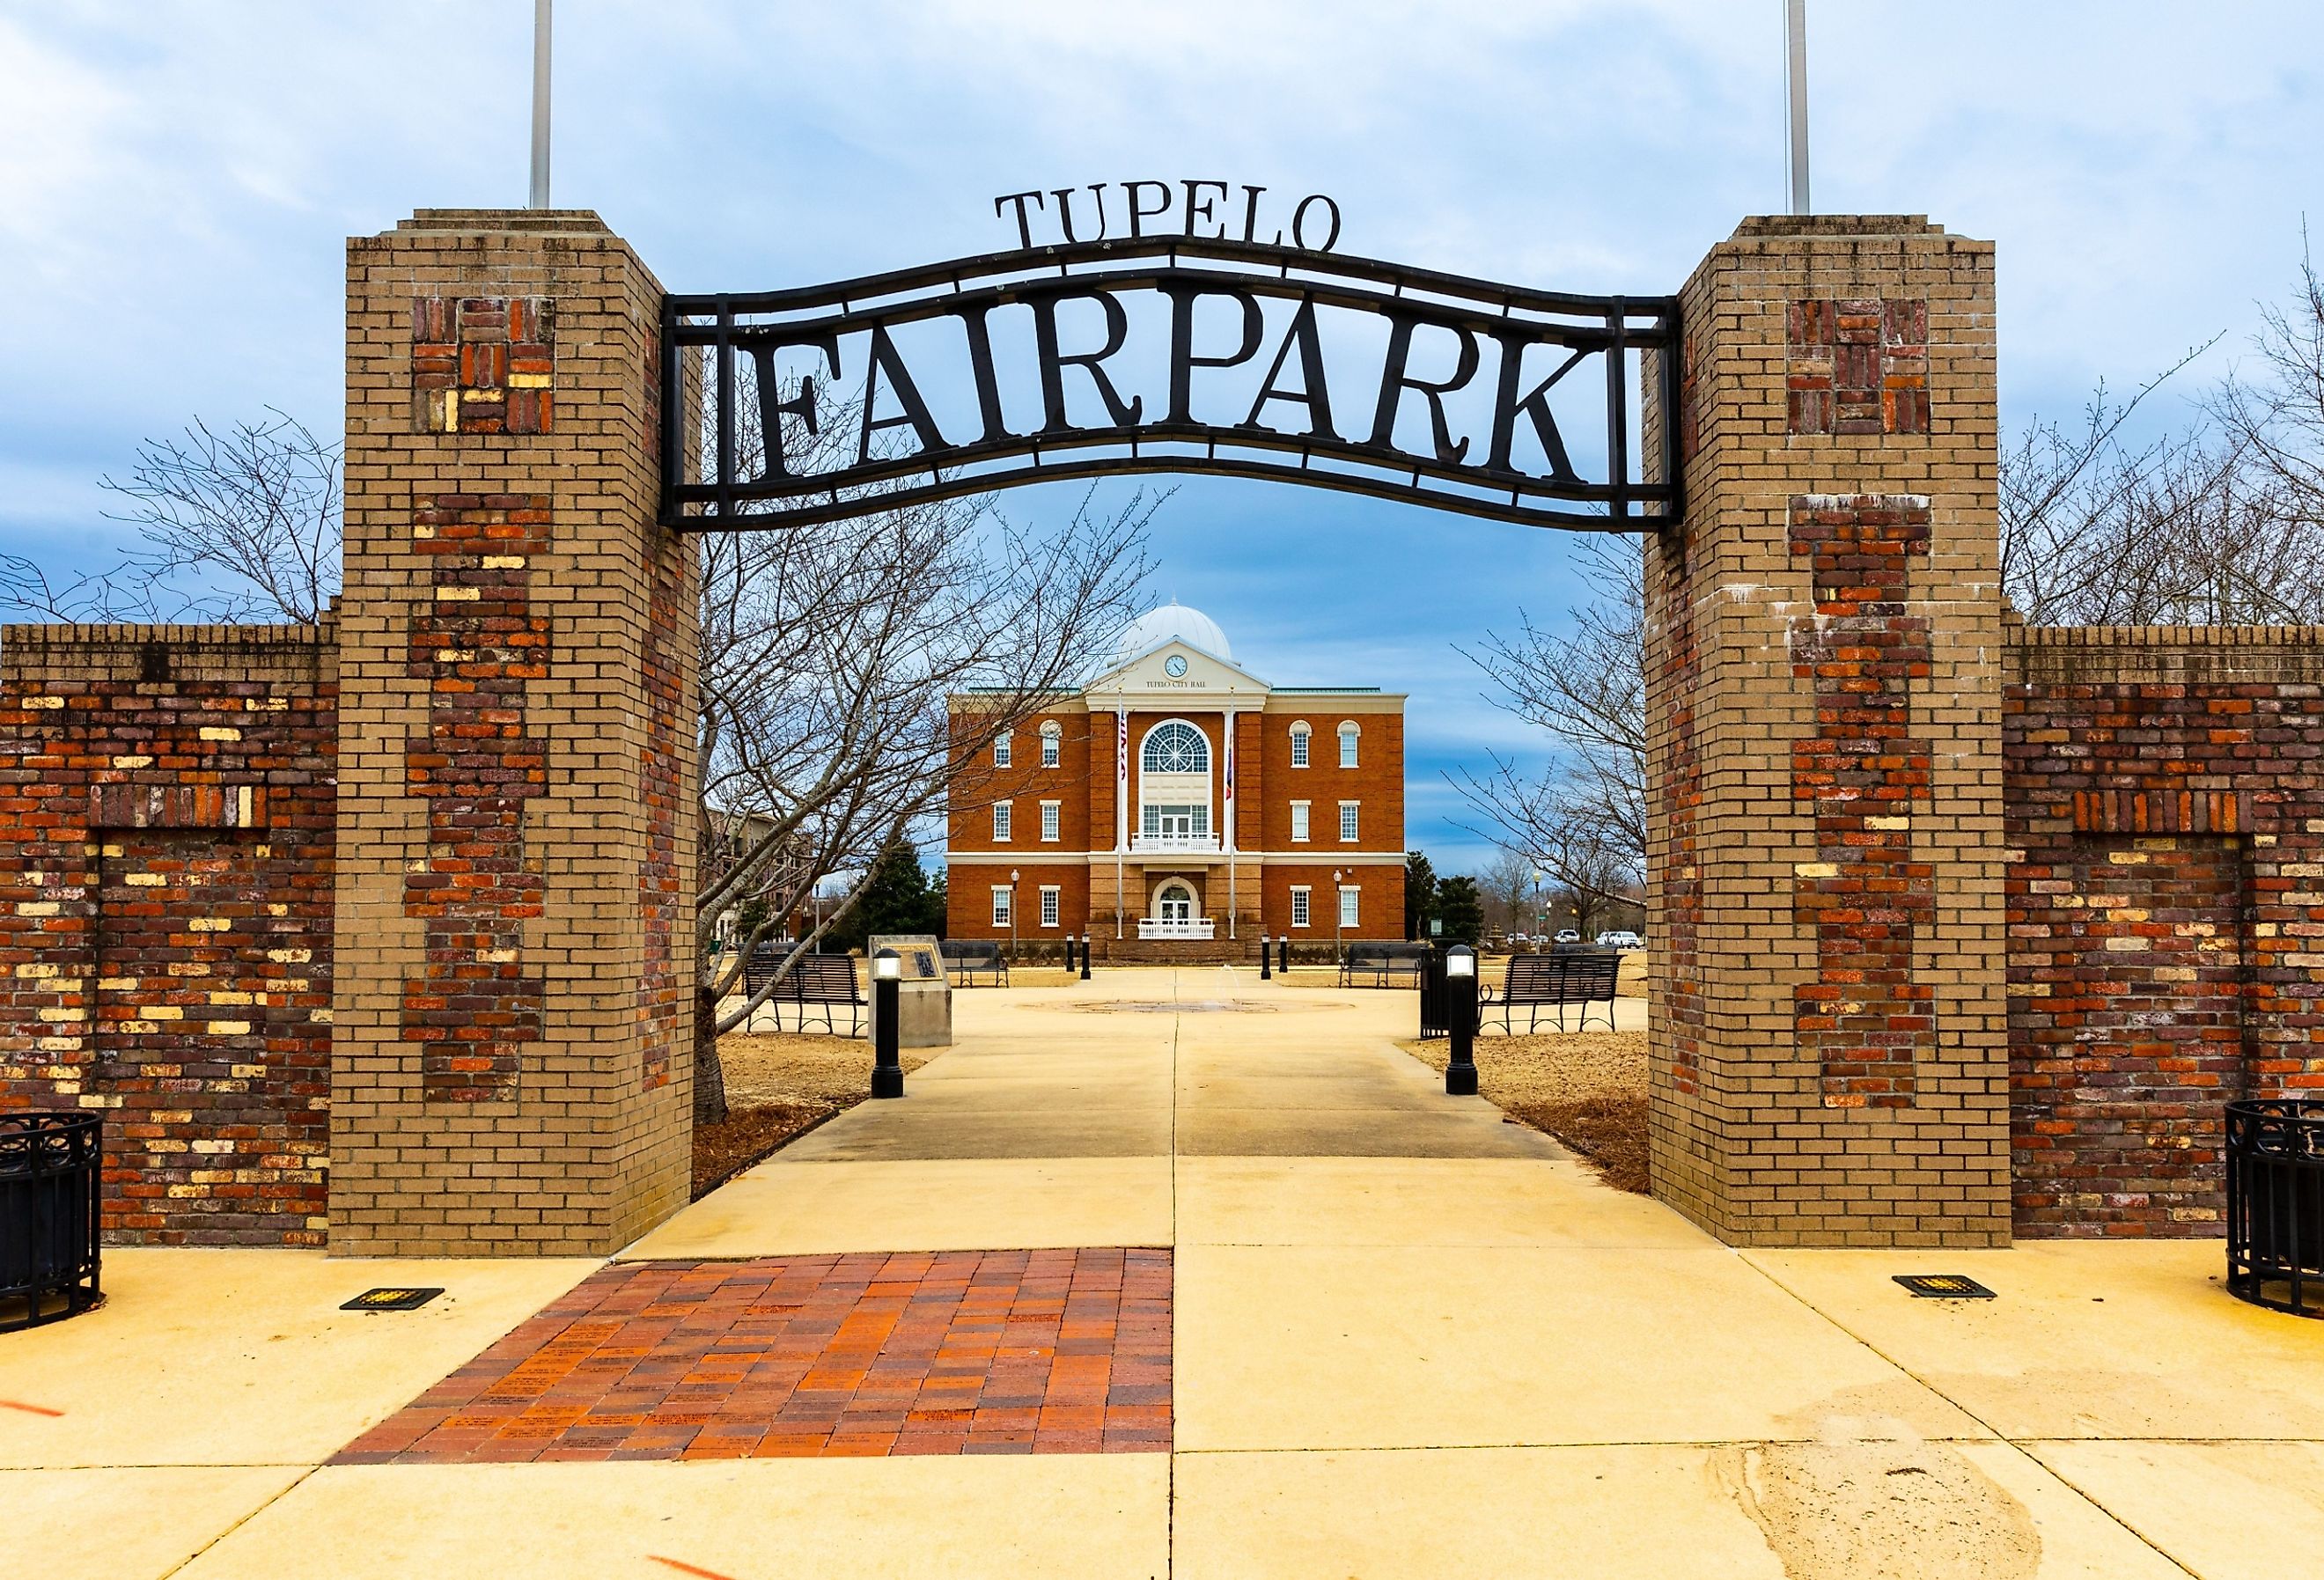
(0, 621, 336, 1246)
(1788, 496, 1936, 1108)
(2004, 622, 2324, 1237)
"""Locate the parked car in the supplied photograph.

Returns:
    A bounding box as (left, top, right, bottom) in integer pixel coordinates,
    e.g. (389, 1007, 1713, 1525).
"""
(1596, 930, 1643, 950)
(1507, 931, 1529, 944)
(1553, 929, 1581, 944)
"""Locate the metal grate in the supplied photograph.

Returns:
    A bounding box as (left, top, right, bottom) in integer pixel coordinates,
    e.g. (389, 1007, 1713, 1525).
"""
(1893, 1274, 1996, 1300)
(341, 1287, 444, 1312)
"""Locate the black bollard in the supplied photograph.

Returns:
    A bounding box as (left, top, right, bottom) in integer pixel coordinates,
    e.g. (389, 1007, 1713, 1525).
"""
(1278, 936, 1291, 976)
(1259, 933, 1272, 980)
(1444, 944, 1479, 1096)
(871, 948, 905, 1099)
(1078, 933, 1092, 980)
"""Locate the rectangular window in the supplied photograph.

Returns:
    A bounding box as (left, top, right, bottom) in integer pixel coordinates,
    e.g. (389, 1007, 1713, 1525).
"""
(1291, 887, 1311, 928)
(1340, 886, 1359, 927)
(995, 734, 1012, 768)
(1291, 801, 1310, 842)
(1291, 731, 1309, 768)
(1339, 801, 1358, 841)
(1041, 731, 1061, 768)
(992, 801, 1012, 841)
(1340, 730, 1358, 768)
(1040, 886, 1061, 928)
(1041, 801, 1061, 841)
(991, 886, 1012, 927)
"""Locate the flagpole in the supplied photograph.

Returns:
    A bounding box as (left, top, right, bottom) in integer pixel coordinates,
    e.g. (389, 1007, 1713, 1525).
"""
(1784, 0, 1810, 215)
(529, 0, 553, 209)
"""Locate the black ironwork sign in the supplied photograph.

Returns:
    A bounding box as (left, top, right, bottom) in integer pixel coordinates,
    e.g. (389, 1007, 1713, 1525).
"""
(660, 235, 1680, 533)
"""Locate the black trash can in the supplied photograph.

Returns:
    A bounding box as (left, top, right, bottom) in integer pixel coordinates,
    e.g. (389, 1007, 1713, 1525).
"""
(1418, 946, 1448, 1040)
(2226, 1098, 2324, 1319)
(1, 1113, 102, 1332)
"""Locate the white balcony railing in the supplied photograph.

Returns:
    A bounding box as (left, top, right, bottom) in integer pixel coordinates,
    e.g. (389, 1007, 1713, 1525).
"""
(1130, 834, 1222, 856)
(1138, 917, 1217, 940)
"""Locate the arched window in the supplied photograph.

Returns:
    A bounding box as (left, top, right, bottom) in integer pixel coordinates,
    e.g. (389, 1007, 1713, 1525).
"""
(1337, 720, 1360, 768)
(1289, 720, 1312, 768)
(1039, 720, 1063, 768)
(1141, 720, 1210, 775)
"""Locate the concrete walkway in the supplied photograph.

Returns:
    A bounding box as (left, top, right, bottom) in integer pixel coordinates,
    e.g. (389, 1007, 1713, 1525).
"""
(7, 968, 2322, 1577)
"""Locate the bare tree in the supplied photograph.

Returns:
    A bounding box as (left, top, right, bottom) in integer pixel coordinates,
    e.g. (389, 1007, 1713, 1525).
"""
(690, 384, 1158, 1121)
(2005, 301, 2324, 628)
(0, 410, 341, 626)
(2210, 233, 2324, 617)
(1450, 538, 1646, 916)
(1478, 848, 1537, 937)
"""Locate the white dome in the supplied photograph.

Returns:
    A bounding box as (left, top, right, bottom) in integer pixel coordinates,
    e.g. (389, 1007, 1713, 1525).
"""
(1111, 600, 1231, 665)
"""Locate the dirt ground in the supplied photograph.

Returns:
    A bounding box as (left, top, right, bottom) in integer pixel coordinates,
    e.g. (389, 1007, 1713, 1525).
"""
(1401, 1027, 1651, 1194)
(690, 1029, 936, 1197)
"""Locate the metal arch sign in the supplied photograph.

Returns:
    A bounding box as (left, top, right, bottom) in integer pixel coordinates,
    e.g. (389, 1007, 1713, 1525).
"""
(659, 224, 1681, 533)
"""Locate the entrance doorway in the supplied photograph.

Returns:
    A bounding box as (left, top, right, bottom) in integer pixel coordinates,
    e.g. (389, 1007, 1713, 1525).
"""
(1143, 879, 1211, 940)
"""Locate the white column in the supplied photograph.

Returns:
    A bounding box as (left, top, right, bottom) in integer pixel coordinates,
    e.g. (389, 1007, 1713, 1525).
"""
(1114, 706, 1129, 937)
(1223, 708, 1236, 940)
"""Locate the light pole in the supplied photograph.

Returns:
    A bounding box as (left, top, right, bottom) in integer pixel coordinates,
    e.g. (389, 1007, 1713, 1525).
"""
(529, 0, 553, 209)
(1332, 868, 1343, 966)
(1784, 0, 1810, 216)
(1009, 869, 1019, 959)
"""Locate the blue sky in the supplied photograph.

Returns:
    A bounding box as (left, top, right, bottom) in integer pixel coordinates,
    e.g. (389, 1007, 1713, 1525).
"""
(3, 2, 2320, 871)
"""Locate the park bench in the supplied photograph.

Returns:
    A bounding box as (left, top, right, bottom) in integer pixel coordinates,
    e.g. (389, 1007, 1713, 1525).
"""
(939, 939, 1011, 987)
(1338, 940, 1430, 988)
(742, 950, 865, 1036)
(1482, 949, 1620, 1033)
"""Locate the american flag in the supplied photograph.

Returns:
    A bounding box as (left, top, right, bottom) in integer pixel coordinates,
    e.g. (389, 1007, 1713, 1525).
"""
(1116, 710, 1127, 786)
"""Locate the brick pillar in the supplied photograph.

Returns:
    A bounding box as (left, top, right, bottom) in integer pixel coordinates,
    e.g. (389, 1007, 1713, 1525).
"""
(1642, 217, 2008, 1247)
(331, 210, 696, 1256)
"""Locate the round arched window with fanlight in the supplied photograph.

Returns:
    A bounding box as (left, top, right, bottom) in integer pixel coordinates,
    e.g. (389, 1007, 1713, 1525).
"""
(1141, 720, 1210, 775)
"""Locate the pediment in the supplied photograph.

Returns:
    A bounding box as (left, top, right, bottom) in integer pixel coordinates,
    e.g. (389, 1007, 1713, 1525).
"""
(1085, 639, 1269, 701)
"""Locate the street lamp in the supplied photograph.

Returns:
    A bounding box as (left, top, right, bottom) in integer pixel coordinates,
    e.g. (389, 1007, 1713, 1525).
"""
(1009, 868, 1019, 959)
(1332, 868, 1343, 966)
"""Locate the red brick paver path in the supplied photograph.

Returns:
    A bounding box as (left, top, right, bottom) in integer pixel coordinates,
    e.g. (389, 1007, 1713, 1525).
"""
(333, 1249, 1171, 1463)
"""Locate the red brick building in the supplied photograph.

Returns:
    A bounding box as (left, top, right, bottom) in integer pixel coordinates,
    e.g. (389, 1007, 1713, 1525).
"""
(945, 605, 1405, 956)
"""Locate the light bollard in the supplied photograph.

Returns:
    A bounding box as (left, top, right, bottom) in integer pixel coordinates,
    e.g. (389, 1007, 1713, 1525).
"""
(1078, 933, 1092, 980)
(1259, 934, 1272, 980)
(1444, 944, 1479, 1096)
(871, 948, 905, 1099)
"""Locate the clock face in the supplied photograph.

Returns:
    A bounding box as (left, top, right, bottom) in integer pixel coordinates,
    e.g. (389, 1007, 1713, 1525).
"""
(1164, 655, 1188, 677)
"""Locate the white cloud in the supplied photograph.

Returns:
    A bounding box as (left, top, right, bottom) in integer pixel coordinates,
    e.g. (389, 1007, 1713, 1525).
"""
(2, 0, 2319, 873)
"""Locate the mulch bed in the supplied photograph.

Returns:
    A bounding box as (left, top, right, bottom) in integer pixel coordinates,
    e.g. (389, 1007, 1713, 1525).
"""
(1401, 1028, 1652, 1194)
(691, 1099, 841, 1198)
(688, 1029, 938, 1198)
(1497, 1095, 1651, 1194)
